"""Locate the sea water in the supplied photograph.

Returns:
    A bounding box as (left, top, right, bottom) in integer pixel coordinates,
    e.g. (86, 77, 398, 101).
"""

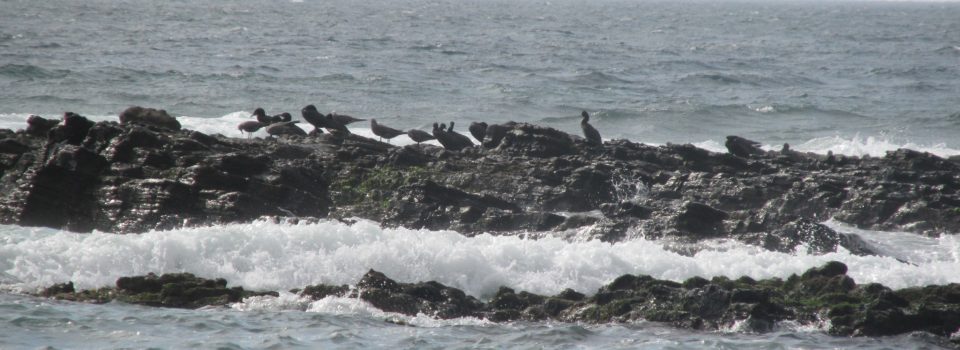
(1, 0, 960, 348)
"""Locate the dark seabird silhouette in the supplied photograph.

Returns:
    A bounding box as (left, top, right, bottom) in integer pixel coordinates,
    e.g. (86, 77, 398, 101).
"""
(580, 111, 602, 145)
(276, 112, 292, 122)
(328, 112, 366, 125)
(432, 122, 452, 148)
(252, 108, 275, 124)
(434, 121, 473, 151)
(447, 122, 474, 146)
(300, 105, 327, 134)
(725, 135, 763, 158)
(407, 128, 435, 145)
(265, 121, 307, 137)
(469, 121, 487, 143)
(324, 114, 350, 134)
(238, 121, 264, 136)
(371, 119, 404, 143)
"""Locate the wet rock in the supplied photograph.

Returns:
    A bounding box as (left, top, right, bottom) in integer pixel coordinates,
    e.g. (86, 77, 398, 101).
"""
(48, 112, 94, 146)
(40, 281, 75, 297)
(26, 115, 61, 137)
(34, 262, 960, 341)
(0, 106, 956, 250)
(675, 201, 728, 237)
(119, 106, 182, 131)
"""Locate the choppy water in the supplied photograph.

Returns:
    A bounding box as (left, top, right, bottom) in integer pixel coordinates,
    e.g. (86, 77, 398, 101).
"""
(2, 0, 960, 348)
(2, 0, 960, 152)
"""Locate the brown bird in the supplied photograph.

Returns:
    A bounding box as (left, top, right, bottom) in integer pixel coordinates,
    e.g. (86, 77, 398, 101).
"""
(328, 112, 366, 125)
(252, 108, 275, 124)
(371, 119, 404, 143)
(324, 114, 350, 134)
(265, 121, 307, 137)
(300, 105, 327, 134)
(407, 128, 435, 145)
(238, 121, 264, 136)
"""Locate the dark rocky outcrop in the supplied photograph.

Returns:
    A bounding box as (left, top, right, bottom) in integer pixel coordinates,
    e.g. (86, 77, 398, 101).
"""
(37, 262, 960, 341)
(119, 106, 182, 131)
(40, 272, 276, 308)
(0, 107, 958, 254)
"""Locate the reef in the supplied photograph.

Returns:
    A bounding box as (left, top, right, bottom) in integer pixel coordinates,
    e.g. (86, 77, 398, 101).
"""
(36, 262, 960, 341)
(0, 107, 957, 255)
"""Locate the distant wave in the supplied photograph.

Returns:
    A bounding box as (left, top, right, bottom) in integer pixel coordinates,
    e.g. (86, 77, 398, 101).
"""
(678, 72, 824, 87)
(0, 64, 72, 79)
(560, 71, 635, 85)
(934, 45, 960, 55)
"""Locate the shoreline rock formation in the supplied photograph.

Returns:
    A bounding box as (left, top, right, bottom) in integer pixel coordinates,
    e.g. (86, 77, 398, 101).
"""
(1, 107, 956, 254)
(5, 106, 960, 342)
(35, 262, 960, 340)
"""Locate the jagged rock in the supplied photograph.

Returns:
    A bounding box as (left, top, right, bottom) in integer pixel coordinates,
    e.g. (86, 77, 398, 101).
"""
(26, 115, 60, 137)
(0, 108, 956, 251)
(675, 201, 728, 237)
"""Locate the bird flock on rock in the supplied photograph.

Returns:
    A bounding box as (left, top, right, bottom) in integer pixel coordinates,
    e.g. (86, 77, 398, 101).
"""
(238, 105, 604, 150)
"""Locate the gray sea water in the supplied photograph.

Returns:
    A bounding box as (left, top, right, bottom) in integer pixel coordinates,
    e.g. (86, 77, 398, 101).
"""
(2, 0, 960, 150)
(2, 0, 960, 349)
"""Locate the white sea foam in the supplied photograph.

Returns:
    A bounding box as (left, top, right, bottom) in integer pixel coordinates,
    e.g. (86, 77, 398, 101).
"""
(790, 134, 960, 158)
(1, 219, 957, 299)
(692, 135, 960, 158)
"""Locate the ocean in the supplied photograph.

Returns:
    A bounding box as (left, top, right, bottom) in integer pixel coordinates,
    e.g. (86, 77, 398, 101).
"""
(1, 0, 959, 348)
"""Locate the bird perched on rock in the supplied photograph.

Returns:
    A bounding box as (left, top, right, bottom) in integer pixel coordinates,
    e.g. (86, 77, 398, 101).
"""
(407, 128, 435, 145)
(265, 121, 307, 137)
(581, 111, 602, 145)
(275, 112, 292, 122)
(323, 114, 350, 134)
(371, 119, 404, 143)
(238, 121, 264, 136)
(433, 122, 473, 151)
(446, 122, 474, 148)
(252, 108, 276, 124)
(469, 121, 487, 143)
(725, 135, 764, 158)
(300, 105, 327, 134)
(328, 112, 366, 126)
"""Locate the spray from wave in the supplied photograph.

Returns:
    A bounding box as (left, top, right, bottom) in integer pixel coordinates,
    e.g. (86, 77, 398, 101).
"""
(1, 219, 957, 297)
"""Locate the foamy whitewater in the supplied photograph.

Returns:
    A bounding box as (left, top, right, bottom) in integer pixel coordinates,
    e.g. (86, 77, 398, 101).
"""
(2, 0, 960, 348)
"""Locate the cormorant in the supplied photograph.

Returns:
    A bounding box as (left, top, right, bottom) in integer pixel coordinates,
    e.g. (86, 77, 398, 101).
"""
(581, 111, 602, 145)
